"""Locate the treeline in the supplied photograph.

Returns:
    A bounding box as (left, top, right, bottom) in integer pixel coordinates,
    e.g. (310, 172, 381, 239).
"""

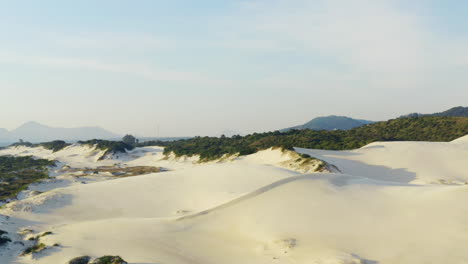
(9, 140, 71, 152)
(136, 140, 171, 147)
(162, 116, 468, 161)
(78, 139, 135, 157)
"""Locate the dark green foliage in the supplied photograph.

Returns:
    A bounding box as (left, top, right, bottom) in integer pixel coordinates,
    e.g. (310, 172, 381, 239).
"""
(0, 156, 55, 200)
(136, 140, 170, 147)
(0, 156, 55, 173)
(400, 106, 468, 118)
(162, 117, 468, 161)
(68, 256, 91, 264)
(0, 236, 11, 246)
(91, 256, 128, 264)
(0, 230, 11, 247)
(21, 243, 46, 255)
(28, 231, 53, 241)
(78, 139, 135, 158)
(8, 140, 70, 152)
(40, 231, 53, 237)
(9, 141, 34, 147)
(122, 134, 138, 146)
(434, 106, 468, 117)
(39, 140, 70, 152)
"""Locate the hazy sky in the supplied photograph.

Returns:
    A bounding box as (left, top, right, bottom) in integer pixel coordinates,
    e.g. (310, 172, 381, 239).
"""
(1, 0, 467, 136)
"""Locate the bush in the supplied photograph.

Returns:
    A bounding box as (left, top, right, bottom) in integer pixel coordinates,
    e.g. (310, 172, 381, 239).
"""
(90, 256, 128, 264)
(39, 140, 70, 152)
(78, 140, 135, 158)
(21, 243, 46, 255)
(0, 230, 11, 247)
(68, 256, 91, 264)
(122, 134, 137, 146)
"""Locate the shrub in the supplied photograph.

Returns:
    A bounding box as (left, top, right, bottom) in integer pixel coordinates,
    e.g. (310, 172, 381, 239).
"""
(39, 140, 70, 152)
(21, 243, 46, 255)
(90, 256, 128, 264)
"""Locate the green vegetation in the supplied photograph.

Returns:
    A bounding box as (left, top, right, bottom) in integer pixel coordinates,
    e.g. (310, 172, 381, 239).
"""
(136, 140, 170, 147)
(161, 117, 468, 161)
(8, 140, 70, 152)
(0, 230, 11, 247)
(21, 242, 46, 255)
(78, 139, 135, 159)
(9, 141, 34, 148)
(91, 256, 128, 264)
(8, 139, 132, 157)
(39, 140, 70, 152)
(68, 256, 91, 264)
(402, 106, 468, 118)
(122, 134, 138, 146)
(28, 231, 53, 241)
(67, 256, 128, 264)
(40, 231, 53, 237)
(0, 156, 55, 200)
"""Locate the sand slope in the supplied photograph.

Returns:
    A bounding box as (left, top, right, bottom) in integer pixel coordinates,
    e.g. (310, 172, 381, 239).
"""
(1, 136, 467, 264)
(296, 140, 468, 184)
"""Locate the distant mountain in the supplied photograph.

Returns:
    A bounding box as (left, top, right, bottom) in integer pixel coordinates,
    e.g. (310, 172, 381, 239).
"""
(281, 115, 375, 132)
(401, 106, 468, 118)
(0, 121, 120, 143)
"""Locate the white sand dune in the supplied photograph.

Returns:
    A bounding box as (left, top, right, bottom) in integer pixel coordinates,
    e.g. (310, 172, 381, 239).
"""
(0, 144, 110, 168)
(451, 134, 468, 143)
(0, 136, 467, 264)
(296, 140, 468, 184)
(3, 163, 297, 223)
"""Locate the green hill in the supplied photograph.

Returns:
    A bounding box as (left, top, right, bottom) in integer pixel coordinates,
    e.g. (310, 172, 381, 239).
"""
(282, 115, 374, 131)
(401, 106, 468, 118)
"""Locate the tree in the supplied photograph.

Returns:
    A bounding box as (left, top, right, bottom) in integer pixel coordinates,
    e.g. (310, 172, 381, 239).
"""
(122, 134, 137, 146)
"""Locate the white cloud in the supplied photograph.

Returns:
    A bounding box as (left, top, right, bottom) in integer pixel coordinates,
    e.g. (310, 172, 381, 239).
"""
(0, 53, 207, 82)
(219, 0, 468, 94)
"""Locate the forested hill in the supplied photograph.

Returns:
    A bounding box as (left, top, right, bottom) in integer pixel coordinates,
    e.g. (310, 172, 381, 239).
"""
(162, 116, 468, 161)
(402, 106, 468, 118)
(281, 115, 374, 131)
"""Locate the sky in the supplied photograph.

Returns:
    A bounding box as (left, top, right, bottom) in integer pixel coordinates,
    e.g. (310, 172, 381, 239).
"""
(1, 0, 467, 137)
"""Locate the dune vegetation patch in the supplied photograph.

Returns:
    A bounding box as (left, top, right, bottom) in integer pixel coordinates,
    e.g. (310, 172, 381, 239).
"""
(0, 230, 11, 247)
(280, 151, 337, 173)
(67, 255, 128, 264)
(9, 140, 71, 152)
(20, 242, 47, 256)
(0, 156, 55, 200)
(61, 165, 161, 177)
(78, 140, 134, 160)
